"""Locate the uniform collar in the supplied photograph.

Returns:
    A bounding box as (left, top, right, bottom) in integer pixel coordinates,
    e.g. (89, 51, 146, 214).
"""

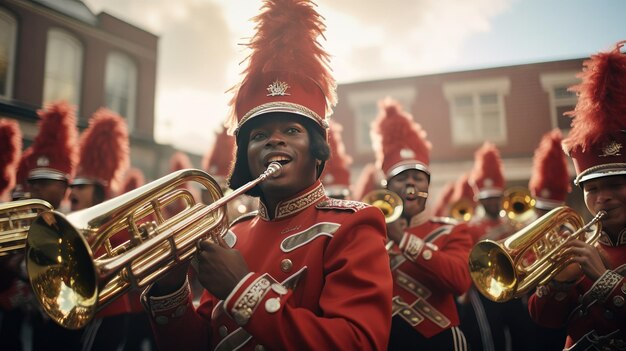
(598, 228, 626, 247)
(258, 181, 326, 221)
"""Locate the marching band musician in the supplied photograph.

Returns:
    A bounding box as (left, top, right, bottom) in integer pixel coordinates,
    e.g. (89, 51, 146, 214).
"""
(0, 119, 21, 202)
(352, 162, 385, 202)
(69, 108, 133, 350)
(432, 180, 456, 218)
(373, 97, 472, 350)
(448, 172, 478, 222)
(528, 40, 626, 350)
(526, 129, 572, 350)
(141, 0, 393, 349)
(321, 120, 352, 200)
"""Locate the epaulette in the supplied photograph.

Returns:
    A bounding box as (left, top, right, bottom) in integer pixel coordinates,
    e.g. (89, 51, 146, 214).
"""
(430, 216, 459, 225)
(315, 198, 368, 212)
(229, 211, 258, 227)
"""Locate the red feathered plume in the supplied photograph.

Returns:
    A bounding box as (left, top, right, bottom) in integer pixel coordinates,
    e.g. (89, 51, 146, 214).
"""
(225, 0, 336, 134)
(432, 181, 455, 217)
(0, 119, 22, 195)
(470, 141, 505, 198)
(120, 168, 145, 194)
(352, 163, 385, 201)
(563, 41, 626, 153)
(77, 108, 129, 193)
(169, 151, 193, 173)
(321, 120, 352, 189)
(372, 97, 431, 177)
(529, 129, 571, 204)
(27, 101, 79, 180)
(451, 172, 476, 204)
(202, 127, 236, 178)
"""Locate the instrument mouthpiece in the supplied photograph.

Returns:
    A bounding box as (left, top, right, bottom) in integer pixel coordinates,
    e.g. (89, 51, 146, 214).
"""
(266, 162, 282, 178)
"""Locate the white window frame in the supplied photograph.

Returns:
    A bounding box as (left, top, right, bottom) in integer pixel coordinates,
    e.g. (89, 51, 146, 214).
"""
(540, 72, 579, 132)
(443, 77, 510, 146)
(346, 87, 417, 153)
(105, 51, 138, 131)
(0, 7, 17, 99)
(43, 28, 83, 107)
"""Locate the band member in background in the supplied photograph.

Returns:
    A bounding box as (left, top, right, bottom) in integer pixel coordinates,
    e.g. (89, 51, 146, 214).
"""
(529, 40, 626, 351)
(141, 0, 393, 349)
(448, 172, 477, 223)
(0, 118, 25, 351)
(17, 101, 79, 210)
(70, 108, 129, 212)
(69, 108, 133, 350)
(373, 97, 471, 350)
(525, 128, 571, 350)
(321, 120, 352, 199)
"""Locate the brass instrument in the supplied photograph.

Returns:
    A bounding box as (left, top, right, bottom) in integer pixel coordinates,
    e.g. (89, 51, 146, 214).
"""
(501, 187, 536, 226)
(468, 206, 606, 302)
(0, 199, 53, 257)
(26, 163, 281, 329)
(361, 189, 403, 224)
(449, 198, 475, 222)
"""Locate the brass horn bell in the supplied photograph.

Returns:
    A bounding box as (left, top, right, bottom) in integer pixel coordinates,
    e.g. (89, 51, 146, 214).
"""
(361, 189, 403, 224)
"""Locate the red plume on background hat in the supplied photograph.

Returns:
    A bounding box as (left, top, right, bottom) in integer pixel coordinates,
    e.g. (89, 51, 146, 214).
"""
(352, 163, 385, 202)
(202, 126, 236, 181)
(451, 172, 477, 207)
(562, 40, 626, 185)
(470, 141, 505, 199)
(529, 129, 571, 209)
(0, 119, 22, 197)
(224, 0, 336, 138)
(120, 168, 145, 195)
(372, 97, 431, 180)
(321, 120, 352, 198)
(73, 108, 129, 197)
(432, 180, 455, 217)
(24, 101, 78, 182)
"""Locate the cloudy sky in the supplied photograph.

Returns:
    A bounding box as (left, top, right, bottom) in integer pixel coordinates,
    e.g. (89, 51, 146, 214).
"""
(82, 0, 625, 157)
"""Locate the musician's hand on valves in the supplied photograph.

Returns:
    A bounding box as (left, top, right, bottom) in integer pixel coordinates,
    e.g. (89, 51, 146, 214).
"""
(561, 239, 607, 282)
(196, 236, 250, 301)
(386, 217, 408, 245)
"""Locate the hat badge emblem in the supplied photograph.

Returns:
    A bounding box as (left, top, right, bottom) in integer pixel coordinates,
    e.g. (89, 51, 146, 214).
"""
(400, 148, 415, 159)
(36, 156, 49, 167)
(484, 178, 493, 187)
(324, 173, 334, 184)
(599, 140, 622, 157)
(267, 80, 291, 96)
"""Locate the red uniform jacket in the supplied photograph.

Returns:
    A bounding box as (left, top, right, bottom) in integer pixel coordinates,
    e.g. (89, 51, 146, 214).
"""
(143, 181, 393, 350)
(528, 231, 626, 348)
(390, 217, 473, 338)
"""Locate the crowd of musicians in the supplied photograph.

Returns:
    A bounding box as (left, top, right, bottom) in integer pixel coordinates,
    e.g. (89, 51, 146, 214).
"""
(0, 0, 624, 350)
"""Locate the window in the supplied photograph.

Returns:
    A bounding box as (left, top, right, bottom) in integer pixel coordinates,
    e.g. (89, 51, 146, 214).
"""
(0, 8, 17, 98)
(540, 72, 579, 132)
(443, 78, 510, 145)
(347, 87, 416, 153)
(43, 29, 83, 107)
(105, 52, 137, 131)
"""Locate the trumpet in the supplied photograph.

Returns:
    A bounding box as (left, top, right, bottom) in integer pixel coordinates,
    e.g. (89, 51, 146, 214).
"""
(449, 198, 475, 222)
(361, 189, 403, 224)
(26, 163, 281, 329)
(468, 206, 606, 302)
(0, 199, 53, 257)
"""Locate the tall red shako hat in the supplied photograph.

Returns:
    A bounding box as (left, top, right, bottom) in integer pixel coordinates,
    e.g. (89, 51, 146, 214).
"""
(202, 126, 236, 187)
(321, 120, 352, 198)
(72, 108, 129, 198)
(529, 129, 571, 210)
(469, 141, 505, 200)
(562, 40, 626, 186)
(225, 0, 337, 186)
(23, 101, 79, 183)
(372, 97, 432, 181)
(432, 181, 455, 217)
(351, 163, 385, 201)
(0, 119, 22, 198)
(451, 172, 477, 208)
